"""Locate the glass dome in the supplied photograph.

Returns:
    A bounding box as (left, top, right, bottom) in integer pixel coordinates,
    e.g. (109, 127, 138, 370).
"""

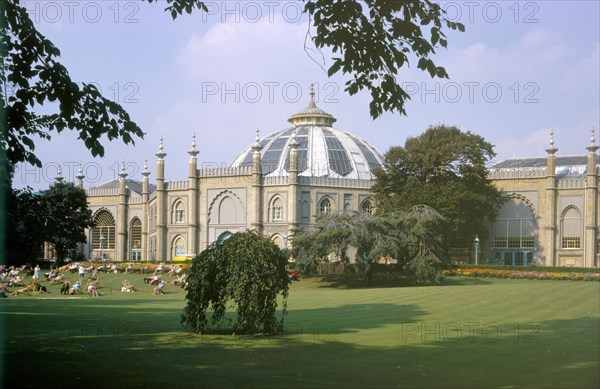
(231, 94, 384, 180)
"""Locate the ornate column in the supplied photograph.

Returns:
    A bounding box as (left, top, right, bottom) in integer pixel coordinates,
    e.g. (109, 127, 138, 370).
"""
(585, 128, 598, 267)
(141, 159, 150, 261)
(188, 134, 199, 255)
(156, 137, 167, 261)
(544, 131, 558, 266)
(251, 128, 263, 232)
(288, 129, 299, 234)
(117, 161, 128, 261)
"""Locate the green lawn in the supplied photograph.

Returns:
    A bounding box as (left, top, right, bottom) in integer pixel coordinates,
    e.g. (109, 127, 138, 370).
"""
(1, 272, 598, 388)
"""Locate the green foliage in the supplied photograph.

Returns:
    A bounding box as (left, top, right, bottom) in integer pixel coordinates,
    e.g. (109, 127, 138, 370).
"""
(410, 248, 444, 286)
(373, 125, 505, 256)
(1, 0, 144, 167)
(145, 0, 464, 119)
(5, 187, 45, 264)
(42, 182, 93, 265)
(291, 206, 446, 285)
(182, 231, 290, 335)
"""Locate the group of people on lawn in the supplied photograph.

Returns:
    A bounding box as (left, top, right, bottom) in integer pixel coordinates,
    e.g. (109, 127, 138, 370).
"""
(0, 262, 186, 297)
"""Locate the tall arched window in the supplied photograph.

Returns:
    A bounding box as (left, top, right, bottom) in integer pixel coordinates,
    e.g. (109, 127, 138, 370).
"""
(93, 210, 115, 249)
(301, 201, 310, 222)
(319, 198, 332, 215)
(271, 197, 284, 221)
(172, 200, 185, 224)
(130, 218, 142, 261)
(561, 207, 582, 249)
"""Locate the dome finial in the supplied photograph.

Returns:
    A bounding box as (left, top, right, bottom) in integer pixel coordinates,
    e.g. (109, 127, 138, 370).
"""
(252, 127, 262, 151)
(546, 129, 558, 155)
(308, 83, 316, 108)
(142, 158, 150, 177)
(76, 162, 85, 181)
(119, 160, 128, 178)
(188, 132, 199, 157)
(156, 136, 167, 159)
(55, 165, 64, 182)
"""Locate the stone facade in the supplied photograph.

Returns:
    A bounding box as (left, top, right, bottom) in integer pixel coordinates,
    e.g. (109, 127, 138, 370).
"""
(486, 130, 599, 267)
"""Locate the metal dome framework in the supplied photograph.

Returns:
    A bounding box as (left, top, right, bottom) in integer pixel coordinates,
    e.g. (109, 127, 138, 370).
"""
(232, 85, 384, 180)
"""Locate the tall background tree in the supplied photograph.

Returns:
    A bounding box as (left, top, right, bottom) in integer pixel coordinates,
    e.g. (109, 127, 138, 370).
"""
(42, 181, 93, 265)
(372, 125, 505, 260)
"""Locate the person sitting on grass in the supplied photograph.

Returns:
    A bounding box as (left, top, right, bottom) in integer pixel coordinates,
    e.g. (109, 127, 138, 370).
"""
(125, 263, 134, 274)
(121, 279, 136, 292)
(60, 280, 70, 295)
(152, 281, 166, 295)
(86, 281, 99, 297)
(8, 276, 23, 288)
(69, 281, 82, 295)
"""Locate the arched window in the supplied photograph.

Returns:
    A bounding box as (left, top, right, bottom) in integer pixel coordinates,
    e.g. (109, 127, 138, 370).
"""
(130, 218, 142, 261)
(361, 199, 375, 215)
(217, 231, 233, 244)
(319, 198, 333, 215)
(219, 197, 236, 224)
(301, 201, 310, 222)
(561, 207, 582, 249)
(172, 200, 185, 224)
(172, 236, 186, 259)
(93, 210, 115, 249)
(271, 197, 284, 221)
(272, 234, 285, 249)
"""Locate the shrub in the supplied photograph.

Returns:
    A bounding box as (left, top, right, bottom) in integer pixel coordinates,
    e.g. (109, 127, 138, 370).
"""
(181, 231, 290, 335)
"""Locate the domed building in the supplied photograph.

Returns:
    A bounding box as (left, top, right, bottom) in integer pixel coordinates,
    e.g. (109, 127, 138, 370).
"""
(48, 90, 599, 268)
(79, 89, 384, 262)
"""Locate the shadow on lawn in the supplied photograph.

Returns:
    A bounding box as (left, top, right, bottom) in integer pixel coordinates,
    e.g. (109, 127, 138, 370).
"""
(3, 315, 598, 389)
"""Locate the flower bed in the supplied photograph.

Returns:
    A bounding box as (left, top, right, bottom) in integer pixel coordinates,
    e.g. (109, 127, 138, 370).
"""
(444, 267, 600, 281)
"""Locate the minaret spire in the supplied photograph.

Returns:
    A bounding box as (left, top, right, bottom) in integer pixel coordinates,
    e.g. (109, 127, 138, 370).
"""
(546, 130, 558, 155)
(587, 126, 598, 153)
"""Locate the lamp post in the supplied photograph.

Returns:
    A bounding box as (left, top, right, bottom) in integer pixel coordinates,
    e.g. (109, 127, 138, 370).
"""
(474, 235, 480, 265)
(99, 234, 106, 261)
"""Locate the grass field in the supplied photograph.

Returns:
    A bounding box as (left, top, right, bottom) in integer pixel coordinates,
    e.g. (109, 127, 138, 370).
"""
(1, 272, 599, 388)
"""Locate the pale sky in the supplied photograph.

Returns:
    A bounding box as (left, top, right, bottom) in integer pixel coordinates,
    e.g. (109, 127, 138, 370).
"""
(12, 0, 600, 190)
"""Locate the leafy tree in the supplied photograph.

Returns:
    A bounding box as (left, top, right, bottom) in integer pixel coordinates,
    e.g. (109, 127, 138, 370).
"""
(145, 0, 464, 119)
(182, 231, 290, 335)
(42, 181, 93, 266)
(5, 187, 45, 265)
(372, 125, 505, 259)
(1, 0, 144, 167)
(291, 206, 446, 285)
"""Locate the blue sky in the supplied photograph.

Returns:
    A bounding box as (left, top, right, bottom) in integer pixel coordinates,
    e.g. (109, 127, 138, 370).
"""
(12, 0, 600, 190)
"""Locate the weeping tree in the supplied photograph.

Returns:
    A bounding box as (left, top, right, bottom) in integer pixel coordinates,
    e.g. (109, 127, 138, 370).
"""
(182, 231, 290, 335)
(291, 205, 446, 285)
